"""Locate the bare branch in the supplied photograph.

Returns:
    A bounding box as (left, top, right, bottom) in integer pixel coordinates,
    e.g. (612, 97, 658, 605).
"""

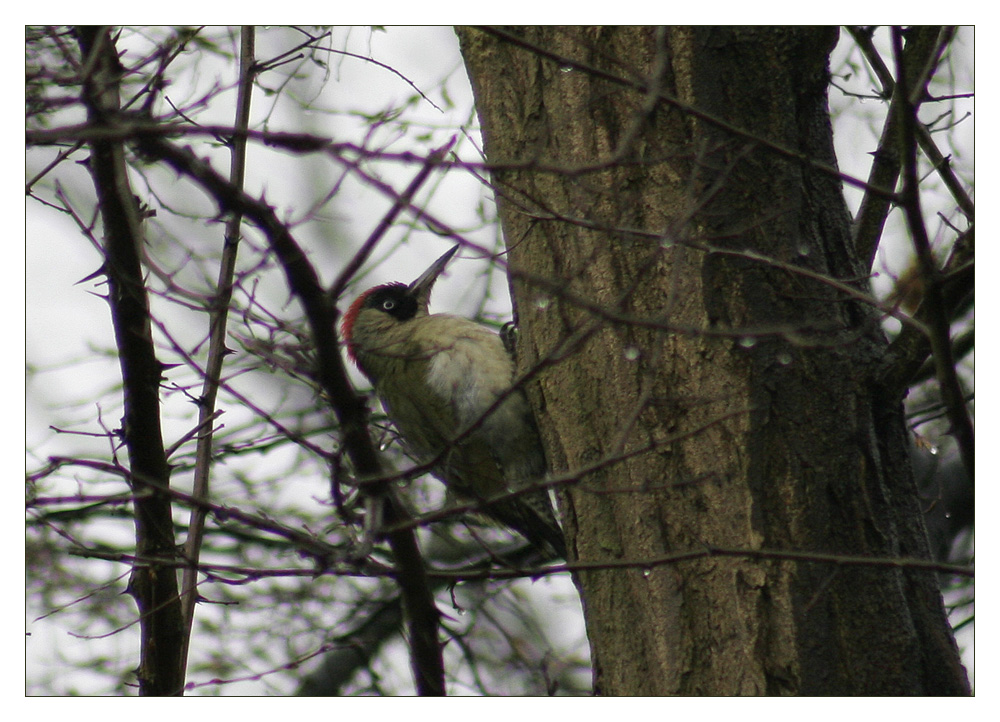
(132, 132, 447, 696)
(73, 25, 186, 696)
(848, 26, 958, 268)
(180, 25, 258, 677)
(891, 28, 974, 481)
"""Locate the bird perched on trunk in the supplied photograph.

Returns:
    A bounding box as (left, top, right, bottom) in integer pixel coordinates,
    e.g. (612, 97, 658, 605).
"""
(341, 245, 565, 558)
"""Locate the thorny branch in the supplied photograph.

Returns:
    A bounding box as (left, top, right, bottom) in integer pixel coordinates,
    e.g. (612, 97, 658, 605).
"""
(132, 132, 448, 696)
(72, 25, 186, 696)
(179, 26, 257, 676)
(891, 28, 974, 482)
(847, 26, 960, 269)
(27, 25, 973, 695)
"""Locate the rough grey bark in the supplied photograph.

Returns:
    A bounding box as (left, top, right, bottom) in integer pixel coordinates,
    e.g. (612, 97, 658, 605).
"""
(458, 25, 969, 695)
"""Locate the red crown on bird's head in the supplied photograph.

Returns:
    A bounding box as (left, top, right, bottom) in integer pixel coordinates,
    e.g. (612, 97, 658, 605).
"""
(340, 288, 376, 364)
(340, 245, 459, 365)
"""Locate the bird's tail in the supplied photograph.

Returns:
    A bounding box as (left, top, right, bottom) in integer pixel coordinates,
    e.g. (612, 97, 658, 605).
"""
(482, 491, 567, 560)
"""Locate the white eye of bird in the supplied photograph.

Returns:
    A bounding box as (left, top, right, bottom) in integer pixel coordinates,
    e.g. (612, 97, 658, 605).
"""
(382, 299, 396, 311)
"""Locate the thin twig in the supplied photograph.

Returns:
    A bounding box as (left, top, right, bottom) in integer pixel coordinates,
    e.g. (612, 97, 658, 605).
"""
(179, 26, 258, 677)
(847, 26, 959, 268)
(134, 132, 447, 696)
(891, 28, 974, 481)
(327, 136, 457, 303)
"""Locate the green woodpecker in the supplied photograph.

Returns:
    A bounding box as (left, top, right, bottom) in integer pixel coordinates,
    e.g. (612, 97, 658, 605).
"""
(341, 246, 566, 558)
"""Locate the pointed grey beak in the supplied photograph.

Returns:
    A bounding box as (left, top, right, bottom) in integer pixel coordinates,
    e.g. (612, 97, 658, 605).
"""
(407, 245, 460, 307)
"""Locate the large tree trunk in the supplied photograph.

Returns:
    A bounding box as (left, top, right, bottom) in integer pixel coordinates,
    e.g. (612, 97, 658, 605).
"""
(458, 26, 969, 695)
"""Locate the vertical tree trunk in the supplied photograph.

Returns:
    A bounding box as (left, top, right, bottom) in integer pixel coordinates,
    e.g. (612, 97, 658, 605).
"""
(458, 25, 968, 695)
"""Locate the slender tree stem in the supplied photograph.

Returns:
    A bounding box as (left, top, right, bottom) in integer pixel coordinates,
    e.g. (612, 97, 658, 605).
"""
(179, 25, 257, 682)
